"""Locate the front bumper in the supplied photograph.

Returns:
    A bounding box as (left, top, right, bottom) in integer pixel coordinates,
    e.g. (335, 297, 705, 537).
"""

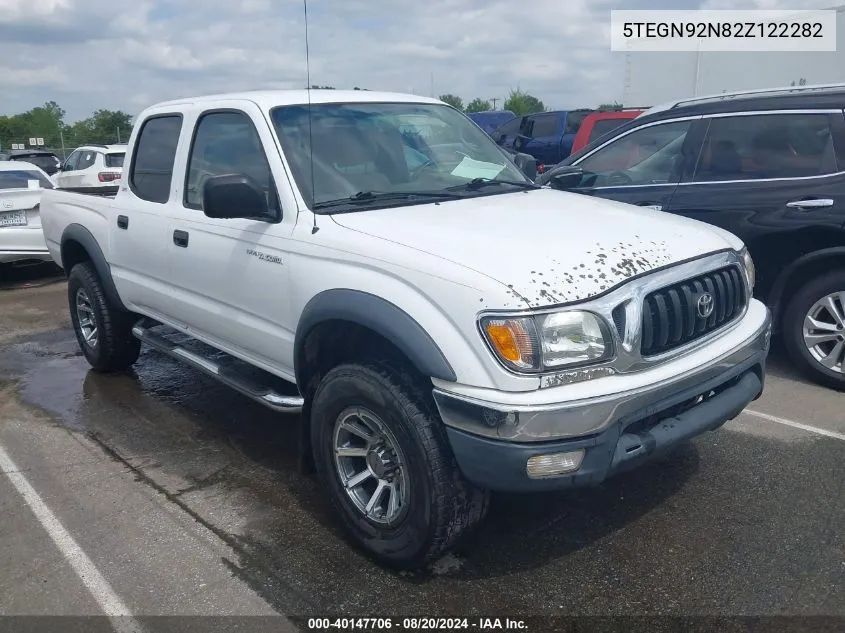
(436, 303, 772, 492)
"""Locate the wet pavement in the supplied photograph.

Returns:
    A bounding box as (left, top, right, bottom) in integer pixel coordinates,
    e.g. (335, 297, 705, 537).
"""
(0, 266, 843, 626)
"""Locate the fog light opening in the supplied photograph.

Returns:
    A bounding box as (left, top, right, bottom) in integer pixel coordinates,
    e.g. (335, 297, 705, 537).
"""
(526, 449, 585, 479)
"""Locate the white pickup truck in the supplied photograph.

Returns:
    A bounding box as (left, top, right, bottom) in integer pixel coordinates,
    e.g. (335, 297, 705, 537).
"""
(40, 90, 772, 568)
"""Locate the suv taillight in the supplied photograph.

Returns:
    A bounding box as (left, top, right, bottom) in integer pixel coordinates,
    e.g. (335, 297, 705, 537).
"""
(98, 172, 120, 183)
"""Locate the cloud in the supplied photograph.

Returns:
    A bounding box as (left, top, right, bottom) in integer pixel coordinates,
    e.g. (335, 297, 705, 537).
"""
(0, 0, 832, 122)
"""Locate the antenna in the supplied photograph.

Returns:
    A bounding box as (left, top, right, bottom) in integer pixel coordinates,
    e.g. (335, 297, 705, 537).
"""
(303, 0, 319, 234)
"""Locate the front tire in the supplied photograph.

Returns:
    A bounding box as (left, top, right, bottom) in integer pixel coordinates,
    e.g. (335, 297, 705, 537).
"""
(782, 270, 845, 390)
(310, 362, 488, 569)
(68, 261, 141, 373)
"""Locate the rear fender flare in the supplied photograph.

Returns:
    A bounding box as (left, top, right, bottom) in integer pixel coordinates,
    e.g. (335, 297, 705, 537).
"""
(60, 223, 128, 312)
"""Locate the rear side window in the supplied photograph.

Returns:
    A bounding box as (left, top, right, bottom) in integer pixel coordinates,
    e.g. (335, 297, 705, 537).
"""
(693, 113, 838, 182)
(529, 114, 558, 138)
(130, 115, 183, 203)
(77, 151, 97, 170)
(184, 110, 278, 213)
(105, 153, 125, 168)
(564, 111, 591, 135)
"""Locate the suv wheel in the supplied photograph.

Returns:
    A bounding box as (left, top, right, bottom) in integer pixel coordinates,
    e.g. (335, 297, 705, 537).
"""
(310, 361, 489, 569)
(782, 270, 845, 390)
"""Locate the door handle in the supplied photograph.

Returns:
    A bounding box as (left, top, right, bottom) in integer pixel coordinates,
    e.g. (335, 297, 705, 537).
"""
(786, 198, 834, 209)
(173, 230, 189, 248)
(117, 215, 128, 229)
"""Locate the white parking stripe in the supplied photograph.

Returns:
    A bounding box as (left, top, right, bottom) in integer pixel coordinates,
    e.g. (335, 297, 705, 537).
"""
(0, 443, 143, 632)
(744, 409, 845, 442)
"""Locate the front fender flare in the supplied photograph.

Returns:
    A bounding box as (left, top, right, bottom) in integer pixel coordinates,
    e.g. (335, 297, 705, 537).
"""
(294, 289, 457, 386)
(61, 223, 128, 312)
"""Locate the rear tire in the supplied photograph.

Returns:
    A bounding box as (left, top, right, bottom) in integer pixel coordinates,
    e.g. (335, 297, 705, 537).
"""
(782, 270, 845, 391)
(68, 261, 141, 373)
(310, 361, 489, 569)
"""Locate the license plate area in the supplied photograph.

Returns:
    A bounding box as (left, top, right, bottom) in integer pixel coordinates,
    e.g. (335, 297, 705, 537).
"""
(0, 210, 28, 227)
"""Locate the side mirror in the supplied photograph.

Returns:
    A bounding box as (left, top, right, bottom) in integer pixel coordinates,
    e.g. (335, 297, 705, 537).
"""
(511, 152, 537, 181)
(548, 166, 584, 191)
(202, 174, 271, 220)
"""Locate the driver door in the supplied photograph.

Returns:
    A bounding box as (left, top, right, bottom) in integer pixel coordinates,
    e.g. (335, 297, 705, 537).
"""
(565, 117, 705, 211)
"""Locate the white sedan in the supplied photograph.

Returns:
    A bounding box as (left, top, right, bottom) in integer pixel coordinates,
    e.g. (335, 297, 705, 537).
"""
(0, 160, 54, 265)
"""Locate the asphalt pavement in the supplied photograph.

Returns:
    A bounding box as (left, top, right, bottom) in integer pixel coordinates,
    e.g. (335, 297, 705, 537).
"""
(0, 263, 842, 631)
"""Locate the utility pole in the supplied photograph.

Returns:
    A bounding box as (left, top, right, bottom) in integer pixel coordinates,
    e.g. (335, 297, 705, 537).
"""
(117, 127, 121, 143)
(491, 97, 499, 110)
(59, 128, 66, 158)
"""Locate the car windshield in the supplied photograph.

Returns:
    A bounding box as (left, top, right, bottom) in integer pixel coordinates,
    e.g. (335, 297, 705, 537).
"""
(0, 170, 53, 190)
(105, 152, 125, 168)
(270, 101, 529, 211)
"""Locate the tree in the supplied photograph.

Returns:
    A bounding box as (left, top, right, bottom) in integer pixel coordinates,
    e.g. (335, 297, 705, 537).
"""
(466, 98, 492, 113)
(438, 93, 464, 110)
(503, 89, 545, 116)
(597, 102, 623, 111)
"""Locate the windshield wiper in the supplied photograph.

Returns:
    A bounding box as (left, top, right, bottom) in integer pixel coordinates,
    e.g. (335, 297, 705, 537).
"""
(313, 190, 463, 210)
(445, 178, 541, 192)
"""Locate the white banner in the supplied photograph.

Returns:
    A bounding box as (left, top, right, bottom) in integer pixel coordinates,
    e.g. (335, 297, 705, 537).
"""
(611, 9, 837, 52)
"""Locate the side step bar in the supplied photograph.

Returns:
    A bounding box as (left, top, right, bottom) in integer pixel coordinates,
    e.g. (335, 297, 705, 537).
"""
(131, 323, 304, 414)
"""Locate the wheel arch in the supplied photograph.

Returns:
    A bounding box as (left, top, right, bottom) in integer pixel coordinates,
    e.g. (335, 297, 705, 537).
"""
(767, 247, 845, 330)
(60, 223, 128, 312)
(294, 289, 457, 392)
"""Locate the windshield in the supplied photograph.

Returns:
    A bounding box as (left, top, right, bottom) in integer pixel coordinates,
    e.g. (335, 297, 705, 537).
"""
(270, 102, 528, 211)
(0, 169, 54, 190)
(105, 152, 125, 168)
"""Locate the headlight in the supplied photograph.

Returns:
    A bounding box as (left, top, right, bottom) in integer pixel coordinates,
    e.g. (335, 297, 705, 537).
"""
(480, 311, 613, 373)
(740, 246, 756, 293)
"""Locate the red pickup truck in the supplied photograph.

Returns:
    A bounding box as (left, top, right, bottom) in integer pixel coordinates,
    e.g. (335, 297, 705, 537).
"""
(570, 109, 644, 154)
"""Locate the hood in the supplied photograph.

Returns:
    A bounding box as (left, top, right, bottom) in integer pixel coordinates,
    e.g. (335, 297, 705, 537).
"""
(331, 188, 741, 308)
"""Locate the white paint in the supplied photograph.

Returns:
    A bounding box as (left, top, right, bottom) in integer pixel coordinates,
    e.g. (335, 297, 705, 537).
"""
(0, 443, 143, 632)
(744, 409, 845, 442)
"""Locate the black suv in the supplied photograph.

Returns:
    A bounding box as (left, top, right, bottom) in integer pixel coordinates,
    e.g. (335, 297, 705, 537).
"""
(538, 84, 845, 390)
(7, 149, 62, 175)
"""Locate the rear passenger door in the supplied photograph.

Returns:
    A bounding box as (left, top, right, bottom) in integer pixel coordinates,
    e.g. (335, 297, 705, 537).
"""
(666, 110, 845, 299)
(109, 114, 183, 316)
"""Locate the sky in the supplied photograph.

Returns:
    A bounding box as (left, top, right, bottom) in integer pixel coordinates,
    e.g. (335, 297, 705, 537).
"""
(0, 0, 836, 122)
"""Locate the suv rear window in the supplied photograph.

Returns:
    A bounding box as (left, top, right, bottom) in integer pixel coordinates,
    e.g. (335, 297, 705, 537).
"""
(105, 153, 125, 168)
(11, 154, 58, 172)
(0, 170, 54, 190)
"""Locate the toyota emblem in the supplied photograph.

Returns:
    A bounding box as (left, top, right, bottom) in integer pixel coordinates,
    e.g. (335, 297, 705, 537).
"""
(696, 292, 714, 319)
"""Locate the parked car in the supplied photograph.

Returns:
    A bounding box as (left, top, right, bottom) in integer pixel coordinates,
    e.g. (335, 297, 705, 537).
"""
(40, 90, 770, 568)
(570, 109, 645, 154)
(6, 149, 62, 176)
(539, 82, 845, 389)
(466, 110, 517, 136)
(0, 161, 54, 265)
(492, 109, 594, 168)
(53, 144, 127, 194)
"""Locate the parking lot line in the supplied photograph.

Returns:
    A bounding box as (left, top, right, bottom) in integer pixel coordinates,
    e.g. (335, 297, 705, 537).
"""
(0, 443, 143, 631)
(745, 409, 845, 442)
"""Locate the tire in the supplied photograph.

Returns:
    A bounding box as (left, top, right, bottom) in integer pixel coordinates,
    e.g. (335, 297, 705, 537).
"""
(782, 269, 845, 391)
(310, 361, 489, 569)
(68, 261, 141, 373)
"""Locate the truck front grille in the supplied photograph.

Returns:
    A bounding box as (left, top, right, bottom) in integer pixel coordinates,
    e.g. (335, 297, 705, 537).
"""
(640, 265, 746, 357)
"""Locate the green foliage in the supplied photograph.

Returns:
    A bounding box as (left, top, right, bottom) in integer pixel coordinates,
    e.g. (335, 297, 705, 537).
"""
(0, 102, 133, 156)
(466, 98, 492, 113)
(597, 102, 623, 111)
(438, 93, 464, 111)
(503, 89, 546, 116)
